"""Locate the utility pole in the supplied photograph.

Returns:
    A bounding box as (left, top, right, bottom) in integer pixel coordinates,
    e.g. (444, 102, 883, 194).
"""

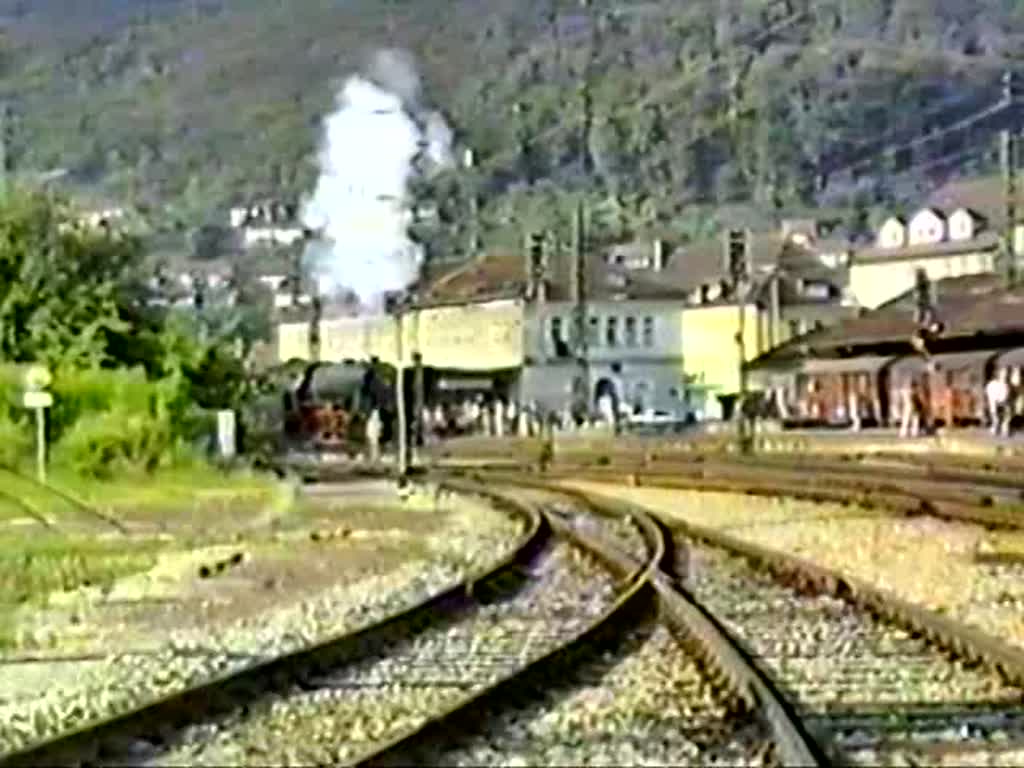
(726, 229, 752, 453)
(571, 0, 598, 421)
(1001, 70, 1019, 286)
(394, 302, 408, 476)
(465, 148, 480, 258)
(572, 203, 590, 419)
(309, 294, 322, 362)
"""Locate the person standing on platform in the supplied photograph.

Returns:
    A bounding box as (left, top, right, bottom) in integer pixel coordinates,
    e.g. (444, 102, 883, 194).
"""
(899, 378, 919, 438)
(986, 370, 1010, 437)
(494, 399, 505, 437)
(365, 408, 382, 463)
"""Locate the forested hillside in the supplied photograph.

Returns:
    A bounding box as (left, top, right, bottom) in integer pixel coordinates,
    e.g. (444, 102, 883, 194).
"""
(0, 0, 1020, 256)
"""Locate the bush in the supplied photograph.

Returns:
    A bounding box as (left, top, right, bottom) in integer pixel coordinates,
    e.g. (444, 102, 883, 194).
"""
(49, 367, 158, 443)
(53, 411, 174, 479)
(0, 415, 31, 469)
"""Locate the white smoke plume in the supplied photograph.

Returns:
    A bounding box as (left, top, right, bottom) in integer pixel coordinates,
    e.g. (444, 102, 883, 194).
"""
(301, 49, 453, 307)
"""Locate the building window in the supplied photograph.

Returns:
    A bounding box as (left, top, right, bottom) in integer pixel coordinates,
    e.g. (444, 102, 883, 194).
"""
(550, 316, 570, 358)
(642, 316, 655, 347)
(624, 316, 637, 347)
(606, 316, 619, 347)
(588, 316, 600, 345)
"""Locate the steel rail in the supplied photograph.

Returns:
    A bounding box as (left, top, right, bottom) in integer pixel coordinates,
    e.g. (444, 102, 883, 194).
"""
(0, 466, 127, 535)
(347, 482, 665, 767)
(443, 456, 1024, 529)
(0, 481, 544, 768)
(559, 479, 1024, 690)
(464, 474, 827, 768)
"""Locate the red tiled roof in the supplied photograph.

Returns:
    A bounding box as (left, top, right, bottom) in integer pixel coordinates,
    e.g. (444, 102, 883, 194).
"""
(416, 231, 825, 306)
(419, 252, 526, 304)
(751, 273, 1024, 368)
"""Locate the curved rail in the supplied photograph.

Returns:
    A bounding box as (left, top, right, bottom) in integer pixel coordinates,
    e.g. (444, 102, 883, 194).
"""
(348, 482, 665, 767)
(446, 452, 1024, 529)
(551, 477, 1024, 688)
(466, 475, 827, 768)
(0, 481, 544, 768)
(0, 466, 126, 535)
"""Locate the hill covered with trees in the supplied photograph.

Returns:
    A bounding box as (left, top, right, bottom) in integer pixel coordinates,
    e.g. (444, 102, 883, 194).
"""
(0, 0, 1020, 258)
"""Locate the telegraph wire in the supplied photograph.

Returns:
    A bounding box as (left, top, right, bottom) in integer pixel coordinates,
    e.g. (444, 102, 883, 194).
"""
(822, 98, 1010, 180)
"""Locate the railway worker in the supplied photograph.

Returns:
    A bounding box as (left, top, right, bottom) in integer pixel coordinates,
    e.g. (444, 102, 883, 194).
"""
(494, 399, 505, 437)
(898, 378, 920, 438)
(366, 408, 382, 463)
(986, 370, 1010, 437)
(432, 404, 445, 437)
(1010, 367, 1023, 434)
(848, 389, 861, 432)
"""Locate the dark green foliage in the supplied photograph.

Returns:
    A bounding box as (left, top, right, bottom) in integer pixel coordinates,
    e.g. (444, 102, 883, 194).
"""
(0, 189, 142, 367)
(0, 188, 260, 476)
(0, 0, 1013, 252)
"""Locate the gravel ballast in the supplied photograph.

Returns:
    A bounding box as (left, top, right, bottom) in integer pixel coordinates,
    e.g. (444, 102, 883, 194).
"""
(564, 482, 1024, 651)
(0, 490, 524, 756)
(149, 541, 620, 766)
(682, 542, 1024, 766)
(398, 620, 772, 767)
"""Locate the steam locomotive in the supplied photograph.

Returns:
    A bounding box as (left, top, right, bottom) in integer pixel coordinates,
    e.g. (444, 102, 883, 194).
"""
(278, 359, 438, 454)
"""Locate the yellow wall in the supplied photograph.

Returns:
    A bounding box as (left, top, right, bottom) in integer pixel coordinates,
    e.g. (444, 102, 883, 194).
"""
(280, 299, 525, 371)
(416, 300, 524, 370)
(849, 251, 997, 309)
(680, 304, 760, 397)
(277, 322, 311, 361)
(320, 315, 397, 364)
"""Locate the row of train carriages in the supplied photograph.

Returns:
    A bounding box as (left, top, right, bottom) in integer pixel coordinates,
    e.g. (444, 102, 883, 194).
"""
(776, 348, 1024, 429)
(750, 274, 1024, 430)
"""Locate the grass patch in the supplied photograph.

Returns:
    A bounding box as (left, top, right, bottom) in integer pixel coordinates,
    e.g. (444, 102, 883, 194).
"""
(0, 463, 286, 527)
(0, 531, 169, 650)
(0, 463, 293, 650)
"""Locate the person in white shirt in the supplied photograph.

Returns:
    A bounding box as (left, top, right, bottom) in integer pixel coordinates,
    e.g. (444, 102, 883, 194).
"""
(986, 371, 1010, 436)
(365, 409, 382, 463)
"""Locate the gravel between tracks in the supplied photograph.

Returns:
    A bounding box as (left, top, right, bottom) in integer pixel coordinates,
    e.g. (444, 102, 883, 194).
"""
(0, 493, 523, 756)
(397, 620, 772, 767)
(148, 542, 619, 767)
(683, 539, 1024, 767)
(565, 483, 1024, 650)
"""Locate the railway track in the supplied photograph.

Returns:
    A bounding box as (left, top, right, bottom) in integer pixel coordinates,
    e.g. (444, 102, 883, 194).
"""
(495, 476, 1024, 766)
(434, 449, 1024, 529)
(0, 481, 542, 767)
(14, 462, 1024, 766)
(0, 476, 827, 768)
(347, 486, 821, 768)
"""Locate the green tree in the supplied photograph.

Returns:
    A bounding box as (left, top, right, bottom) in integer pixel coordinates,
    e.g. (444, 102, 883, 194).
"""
(0, 188, 141, 367)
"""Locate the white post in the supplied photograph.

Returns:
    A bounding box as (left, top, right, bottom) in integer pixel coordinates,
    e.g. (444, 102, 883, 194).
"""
(23, 366, 52, 484)
(35, 406, 45, 483)
(217, 410, 237, 459)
